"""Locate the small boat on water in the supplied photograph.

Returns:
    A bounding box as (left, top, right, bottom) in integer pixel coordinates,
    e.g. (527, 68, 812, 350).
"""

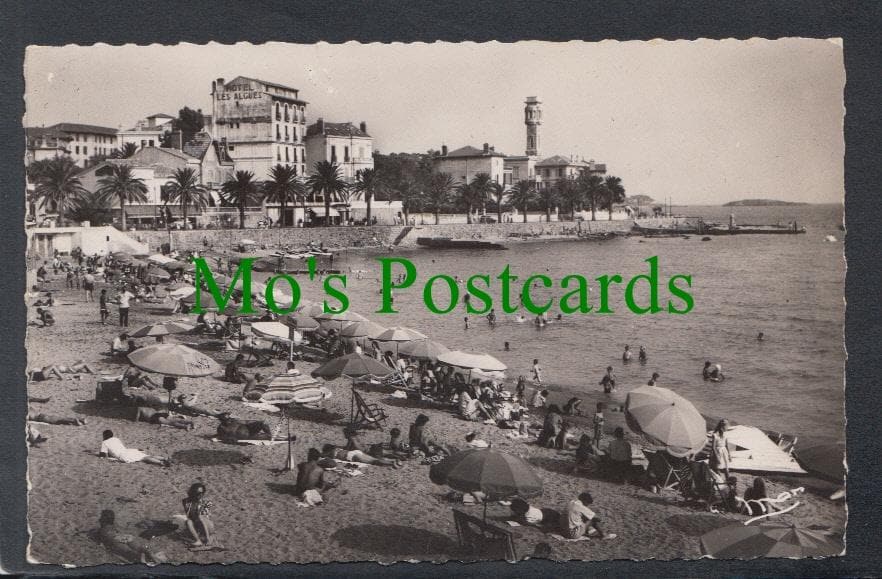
(704, 224, 807, 235)
(631, 222, 700, 236)
(416, 237, 507, 250)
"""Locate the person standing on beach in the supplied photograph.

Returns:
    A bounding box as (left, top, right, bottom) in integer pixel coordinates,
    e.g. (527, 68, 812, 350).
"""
(83, 270, 95, 302)
(117, 287, 134, 327)
(599, 366, 617, 393)
(532, 359, 543, 385)
(592, 403, 605, 449)
(710, 419, 732, 479)
(487, 308, 497, 328)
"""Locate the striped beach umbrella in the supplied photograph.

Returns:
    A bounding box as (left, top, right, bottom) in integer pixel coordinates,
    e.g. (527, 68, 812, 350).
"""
(130, 320, 196, 338)
(311, 352, 393, 380)
(700, 522, 843, 559)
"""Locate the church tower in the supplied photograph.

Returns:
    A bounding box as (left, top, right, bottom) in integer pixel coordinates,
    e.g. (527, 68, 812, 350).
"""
(524, 96, 542, 157)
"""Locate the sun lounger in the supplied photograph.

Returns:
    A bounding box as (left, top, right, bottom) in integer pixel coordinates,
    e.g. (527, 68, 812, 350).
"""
(349, 389, 388, 431)
(452, 509, 518, 562)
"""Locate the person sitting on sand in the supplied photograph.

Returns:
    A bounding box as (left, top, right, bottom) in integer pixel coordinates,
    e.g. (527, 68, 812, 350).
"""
(606, 427, 633, 482)
(742, 477, 777, 515)
(573, 434, 600, 474)
(564, 491, 614, 540)
(225, 354, 247, 384)
(33, 291, 55, 307)
(27, 412, 86, 426)
(409, 414, 453, 456)
(35, 307, 55, 327)
(98, 429, 171, 467)
(562, 397, 583, 416)
(388, 428, 407, 454)
(555, 420, 572, 450)
(458, 385, 494, 422)
(122, 366, 160, 390)
(465, 431, 490, 449)
(111, 333, 135, 356)
(537, 405, 563, 448)
(509, 498, 561, 530)
(295, 448, 334, 496)
(98, 509, 168, 565)
(182, 483, 214, 547)
(241, 373, 265, 401)
(321, 443, 401, 468)
(531, 389, 548, 408)
(27, 423, 48, 446)
(135, 407, 194, 430)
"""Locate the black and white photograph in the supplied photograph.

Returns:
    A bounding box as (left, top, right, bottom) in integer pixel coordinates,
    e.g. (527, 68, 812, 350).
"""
(23, 39, 845, 565)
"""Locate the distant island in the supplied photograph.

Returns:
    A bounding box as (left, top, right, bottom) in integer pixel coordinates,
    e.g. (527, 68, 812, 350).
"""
(723, 199, 810, 207)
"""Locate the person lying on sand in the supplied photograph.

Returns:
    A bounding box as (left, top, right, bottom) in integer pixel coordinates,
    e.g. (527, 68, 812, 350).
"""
(135, 407, 194, 430)
(174, 393, 222, 418)
(35, 307, 55, 327)
(321, 443, 401, 468)
(509, 498, 562, 529)
(30, 361, 95, 381)
(27, 423, 48, 446)
(182, 483, 215, 547)
(28, 412, 86, 426)
(241, 373, 266, 401)
(98, 429, 171, 467)
(98, 509, 168, 565)
(122, 366, 160, 390)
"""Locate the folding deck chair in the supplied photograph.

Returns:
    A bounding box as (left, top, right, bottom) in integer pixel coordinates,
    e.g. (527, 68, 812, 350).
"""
(349, 389, 389, 431)
(643, 449, 692, 492)
(452, 509, 518, 562)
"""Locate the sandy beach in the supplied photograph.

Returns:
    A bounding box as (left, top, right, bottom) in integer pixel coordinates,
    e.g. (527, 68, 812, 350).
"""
(25, 264, 846, 567)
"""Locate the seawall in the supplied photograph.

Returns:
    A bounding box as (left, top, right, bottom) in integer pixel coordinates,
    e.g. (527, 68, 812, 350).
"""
(128, 218, 676, 253)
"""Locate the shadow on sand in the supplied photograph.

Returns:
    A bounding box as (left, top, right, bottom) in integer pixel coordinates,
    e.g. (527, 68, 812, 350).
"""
(331, 524, 463, 559)
(171, 448, 247, 466)
(265, 481, 299, 496)
(665, 513, 736, 536)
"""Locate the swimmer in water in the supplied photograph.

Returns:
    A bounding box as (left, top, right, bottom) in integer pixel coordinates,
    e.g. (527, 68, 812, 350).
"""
(516, 314, 526, 323)
(504, 341, 510, 352)
(757, 332, 765, 341)
(555, 314, 563, 322)
(487, 308, 497, 327)
(622, 345, 632, 363)
(702, 361, 712, 381)
(638, 346, 647, 363)
(709, 364, 725, 382)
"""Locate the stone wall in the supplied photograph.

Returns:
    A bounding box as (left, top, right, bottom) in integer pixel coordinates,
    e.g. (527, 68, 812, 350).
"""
(129, 218, 675, 253)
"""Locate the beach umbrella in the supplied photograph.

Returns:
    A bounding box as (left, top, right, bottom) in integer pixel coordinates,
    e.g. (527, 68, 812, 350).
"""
(110, 251, 133, 262)
(315, 310, 367, 323)
(252, 321, 301, 361)
(282, 313, 321, 332)
(429, 448, 543, 521)
(399, 339, 450, 361)
(168, 286, 196, 300)
(128, 344, 219, 377)
(700, 522, 842, 559)
(795, 443, 846, 483)
(147, 253, 175, 265)
(375, 326, 428, 342)
(339, 320, 388, 339)
(130, 320, 196, 338)
(437, 351, 507, 372)
(146, 267, 171, 280)
(624, 386, 708, 458)
(311, 352, 394, 380)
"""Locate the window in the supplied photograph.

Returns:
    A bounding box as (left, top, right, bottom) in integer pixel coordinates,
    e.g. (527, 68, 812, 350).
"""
(75, 146, 80, 154)
(275, 103, 281, 121)
(293, 148, 298, 162)
(141, 140, 147, 148)
(228, 145, 235, 151)
(344, 146, 349, 162)
(148, 140, 154, 147)
(359, 146, 364, 159)
(285, 147, 289, 162)
(331, 145, 337, 162)
(285, 126, 289, 141)
(284, 104, 290, 122)
(276, 125, 281, 140)
(83, 146, 88, 154)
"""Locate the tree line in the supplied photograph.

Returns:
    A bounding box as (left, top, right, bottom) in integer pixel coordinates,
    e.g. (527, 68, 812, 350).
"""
(28, 150, 626, 230)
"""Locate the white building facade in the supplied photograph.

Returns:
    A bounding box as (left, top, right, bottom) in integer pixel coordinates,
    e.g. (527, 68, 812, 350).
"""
(304, 119, 373, 182)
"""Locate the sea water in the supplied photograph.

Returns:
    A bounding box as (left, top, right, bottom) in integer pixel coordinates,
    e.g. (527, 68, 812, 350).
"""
(272, 204, 845, 444)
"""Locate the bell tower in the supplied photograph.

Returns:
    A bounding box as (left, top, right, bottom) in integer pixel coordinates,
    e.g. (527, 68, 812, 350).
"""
(524, 96, 542, 157)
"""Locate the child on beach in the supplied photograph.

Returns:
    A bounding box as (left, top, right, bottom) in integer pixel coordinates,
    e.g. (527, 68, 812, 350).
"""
(564, 492, 615, 540)
(465, 431, 490, 448)
(183, 483, 215, 547)
(593, 403, 605, 449)
(599, 366, 616, 393)
(531, 359, 542, 385)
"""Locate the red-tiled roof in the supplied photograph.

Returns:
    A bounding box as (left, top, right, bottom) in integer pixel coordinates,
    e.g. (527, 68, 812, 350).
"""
(306, 121, 370, 138)
(48, 122, 118, 136)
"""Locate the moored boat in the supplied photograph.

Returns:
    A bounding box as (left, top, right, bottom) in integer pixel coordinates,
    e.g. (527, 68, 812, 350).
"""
(416, 237, 507, 250)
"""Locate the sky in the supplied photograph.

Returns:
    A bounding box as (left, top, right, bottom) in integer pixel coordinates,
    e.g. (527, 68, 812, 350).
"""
(24, 39, 844, 205)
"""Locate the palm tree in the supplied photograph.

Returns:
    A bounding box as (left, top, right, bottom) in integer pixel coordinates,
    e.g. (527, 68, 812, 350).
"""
(165, 167, 209, 227)
(354, 168, 383, 225)
(263, 164, 304, 227)
(110, 142, 139, 159)
(536, 184, 559, 222)
(306, 161, 348, 226)
(33, 157, 87, 226)
(602, 175, 626, 220)
(507, 180, 536, 223)
(467, 173, 494, 223)
(221, 170, 260, 229)
(490, 182, 507, 223)
(556, 177, 582, 221)
(67, 190, 113, 226)
(394, 177, 422, 225)
(577, 172, 605, 221)
(424, 172, 457, 225)
(96, 164, 148, 231)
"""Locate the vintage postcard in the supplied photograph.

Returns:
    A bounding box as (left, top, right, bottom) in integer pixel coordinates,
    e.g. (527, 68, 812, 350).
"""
(23, 39, 845, 565)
